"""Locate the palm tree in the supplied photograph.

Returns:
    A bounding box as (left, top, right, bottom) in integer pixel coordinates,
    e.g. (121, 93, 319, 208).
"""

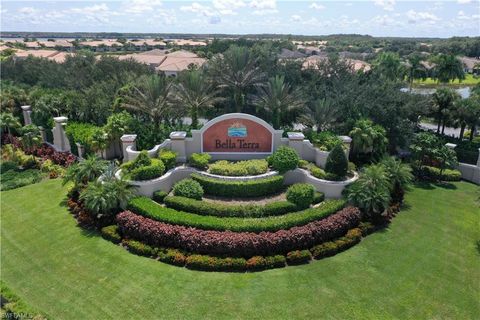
(373, 52, 404, 82)
(63, 156, 109, 187)
(173, 70, 223, 129)
(406, 54, 427, 91)
(432, 88, 460, 134)
(298, 98, 339, 133)
(349, 119, 387, 158)
(119, 75, 173, 127)
(433, 54, 465, 84)
(453, 98, 473, 140)
(252, 75, 305, 129)
(208, 45, 266, 112)
(0, 112, 21, 136)
(381, 157, 413, 203)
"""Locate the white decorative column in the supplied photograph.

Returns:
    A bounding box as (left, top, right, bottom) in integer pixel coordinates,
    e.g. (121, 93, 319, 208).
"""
(21, 105, 32, 125)
(52, 116, 71, 152)
(339, 135, 353, 159)
(170, 131, 187, 162)
(38, 126, 47, 143)
(477, 148, 480, 167)
(76, 143, 85, 160)
(287, 132, 305, 158)
(120, 134, 137, 162)
(445, 143, 457, 150)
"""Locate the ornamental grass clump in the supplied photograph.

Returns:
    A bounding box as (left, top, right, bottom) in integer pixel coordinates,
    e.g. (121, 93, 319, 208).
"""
(172, 178, 204, 200)
(286, 183, 315, 209)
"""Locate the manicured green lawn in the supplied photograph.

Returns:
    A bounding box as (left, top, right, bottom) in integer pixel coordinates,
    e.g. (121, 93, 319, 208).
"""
(413, 74, 480, 87)
(1, 179, 479, 319)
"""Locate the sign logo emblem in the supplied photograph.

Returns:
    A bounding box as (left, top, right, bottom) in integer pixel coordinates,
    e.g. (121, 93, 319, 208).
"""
(227, 122, 247, 137)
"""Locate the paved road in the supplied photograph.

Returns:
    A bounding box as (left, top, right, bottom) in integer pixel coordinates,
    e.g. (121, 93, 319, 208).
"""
(420, 122, 461, 138)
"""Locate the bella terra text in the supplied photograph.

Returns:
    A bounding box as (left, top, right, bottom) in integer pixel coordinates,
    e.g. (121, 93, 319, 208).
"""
(215, 139, 260, 149)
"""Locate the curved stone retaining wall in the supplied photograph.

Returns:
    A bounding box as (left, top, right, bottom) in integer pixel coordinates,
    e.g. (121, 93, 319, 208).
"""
(118, 167, 358, 199)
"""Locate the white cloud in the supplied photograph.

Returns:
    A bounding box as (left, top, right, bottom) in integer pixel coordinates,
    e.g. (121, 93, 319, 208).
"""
(373, 0, 396, 11)
(249, 0, 278, 15)
(18, 7, 38, 14)
(69, 3, 111, 24)
(213, 0, 245, 15)
(406, 10, 440, 24)
(122, 0, 163, 14)
(291, 14, 302, 22)
(309, 3, 325, 10)
(457, 0, 472, 4)
(370, 14, 403, 27)
(180, 2, 208, 14)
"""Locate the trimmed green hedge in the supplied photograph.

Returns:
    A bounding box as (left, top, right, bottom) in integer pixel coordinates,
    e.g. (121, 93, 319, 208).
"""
(129, 159, 165, 181)
(191, 173, 284, 197)
(101, 225, 121, 244)
(153, 190, 168, 203)
(414, 165, 462, 182)
(127, 196, 346, 233)
(208, 159, 269, 176)
(164, 196, 299, 218)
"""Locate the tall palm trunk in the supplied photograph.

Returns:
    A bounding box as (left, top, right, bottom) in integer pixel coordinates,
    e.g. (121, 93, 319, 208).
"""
(459, 124, 466, 140)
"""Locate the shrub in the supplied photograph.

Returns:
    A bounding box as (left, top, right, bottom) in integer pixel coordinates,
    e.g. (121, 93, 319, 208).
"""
(128, 196, 345, 233)
(65, 122, 103, 156)
(164, 196, 299, 218)
(325, 144, 348, 178)
(172, 178, 204, 200)
(157, 248, 187, 266)
(153, 190, 169, 203)
(208, 159, 269, 176)
(189, 153, 211, 169)
(40, 159, 66, 178)
(286, 250, 311, 265)
(358, 221, 377, 236)
(310, 166, 326, 179)
(246, 255, 286, 271)
(185, 255, 247, 272)
(286, 183, 315, 209)
(159, 149, 177, 171)
(313, 192, 325, 204)
(269, 146, 299, 173)
(101, 225, 122, 244)
(413, 165, 461, 182)
(132, 150, 152, 169)
(298, 159, 309, 169)
(123, 239, 155, 256)
(116, 206, 361, 257)
(129, 159, 165, 181)
(0, 161, 17, 172)
(310, 228, 362, 259)
(191, 173, 284, 198)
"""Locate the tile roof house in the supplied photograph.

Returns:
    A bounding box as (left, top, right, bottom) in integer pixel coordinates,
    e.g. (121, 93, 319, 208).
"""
(155, 56, 207, 77)
(459, 56, 480, 74)
(170, 39, 207, 47)
(302, 55, 371, 72)
(14, 49, 60, 59)
(278, 48, 307, 59)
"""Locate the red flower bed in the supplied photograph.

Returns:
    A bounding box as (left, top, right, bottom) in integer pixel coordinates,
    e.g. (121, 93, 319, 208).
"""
(116, 206, 361, 257)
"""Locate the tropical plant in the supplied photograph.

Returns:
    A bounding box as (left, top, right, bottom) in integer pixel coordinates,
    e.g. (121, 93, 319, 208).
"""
(104, 111, 133, 152)
(406, 54, 427, 90)
(325, 143, 348, 178)
(208, 45, 265, 112)
(432, 54, 465, 84)
(373, 52, 404, 82)
(173, 69, 223, 129)
(19, 125, 42, 152)
(435, 145, 458, 175)
(409, 132, 442, 166)
(349, 119, 388, 162)
(380, 157, 413, 203)
(118, 75, 173, 127)
(299, 98, 339, 133)
(252, 75, 305, 129)
(62, 156, 109, 187)
(345, 164, 392, 220)
(0, 112, 21, 136)
(431, 88, 460, 134)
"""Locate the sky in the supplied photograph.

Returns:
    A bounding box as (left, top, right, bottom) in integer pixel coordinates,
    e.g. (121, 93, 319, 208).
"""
(1, 0, 479, 37)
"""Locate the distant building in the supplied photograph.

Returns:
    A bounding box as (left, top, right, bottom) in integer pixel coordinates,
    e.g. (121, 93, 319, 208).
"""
(155, 56, 207, 77)
(278, 48, 307, 59)
(459, 56, 480, 75)
(302, 55, 371, 72)
(79, 40, 123, 52)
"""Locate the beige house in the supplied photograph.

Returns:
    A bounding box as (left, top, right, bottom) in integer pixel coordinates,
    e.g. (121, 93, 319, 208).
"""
(459, 56, 480, 74)
(155, 56, 207, 77)
(14, 49, 60, 60)
(169, 39, 207, 47)
(79, 40, 123, 52)
(302, 55, 371, 72)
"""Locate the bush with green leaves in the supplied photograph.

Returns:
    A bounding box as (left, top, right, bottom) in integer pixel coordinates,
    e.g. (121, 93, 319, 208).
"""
(158, 149, 177, 171)
(286, 183, 316, 209)
(310, 166, 326, 179)
(127, 196, 345, 233)
(313, 192, 325, 204)
(312, 131, 342, 151)
(345, 164, 392, 221)
(349, 119, 388, 162)
(191, 173, 284, 198)
(172, 178, 204, 200)
(153, 190, 169, 203)
(286, 250, 311, 265)
(0, 168, 43, 191)
(65, 122, 104, 156)
(79, 179, 135, 218)
(128, 159, 165, 181)
(63, 156, 109, 187)
(325, 143, 348, 179)
(101, 225, 122, 243)
(131, 150, 151, 169)
(164, 196, 299, 218)
(380, 157, 413, 202)
(189, 153, 211, 170)
(413, 166, 461, 182)
(269, 146, 299, 173)
(208, 159, 268, 176)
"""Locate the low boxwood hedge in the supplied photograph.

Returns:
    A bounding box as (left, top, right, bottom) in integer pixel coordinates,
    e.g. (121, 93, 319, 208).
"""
(127, 196, 346, 233)
(310, 228, 362, 259)
(101, 225, 121, 244)
(152, 190, 169, 203)
(191, 173, 284, 197)
(414, 165, 462, 182)
(129, 159, 165, 181)
(208, 159, 269, 176)
(164, 196, 299, 218)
